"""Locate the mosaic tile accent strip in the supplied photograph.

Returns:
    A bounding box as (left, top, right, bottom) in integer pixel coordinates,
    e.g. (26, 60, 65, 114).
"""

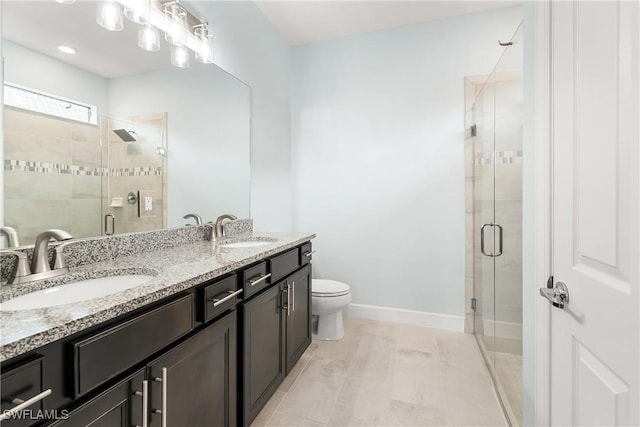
(4, 159, 103, 176)
(474, 150, 523, 165)
(4, 159, 163, 177)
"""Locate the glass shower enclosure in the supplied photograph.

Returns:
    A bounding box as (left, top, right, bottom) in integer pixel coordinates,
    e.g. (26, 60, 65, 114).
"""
(469, 25, 523, 426)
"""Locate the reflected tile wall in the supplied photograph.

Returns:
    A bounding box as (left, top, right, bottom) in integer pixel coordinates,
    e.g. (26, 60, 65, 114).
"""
(3, 107, 101, 244)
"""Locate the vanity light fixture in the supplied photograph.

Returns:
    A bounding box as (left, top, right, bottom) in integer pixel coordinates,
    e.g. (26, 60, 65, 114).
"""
(97, 0, 216, 68)
(97, 0, 124, 32)
(57, 45, 76, 54)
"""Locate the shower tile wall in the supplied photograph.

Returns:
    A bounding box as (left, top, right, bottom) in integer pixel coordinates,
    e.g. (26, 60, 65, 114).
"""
(103, 114, 166, 235)
(3, 107, 102, 244)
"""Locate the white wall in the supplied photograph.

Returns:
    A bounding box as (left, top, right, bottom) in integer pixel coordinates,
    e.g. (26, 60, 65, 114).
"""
(291, 7, 523, 317)
(109, 64, 251, 228)
(193, 1, 293, 231)
(3, 41, 109, 115)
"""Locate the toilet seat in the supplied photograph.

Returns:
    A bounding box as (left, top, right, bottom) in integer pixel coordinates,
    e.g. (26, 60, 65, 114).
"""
(312, 279, 350, 298)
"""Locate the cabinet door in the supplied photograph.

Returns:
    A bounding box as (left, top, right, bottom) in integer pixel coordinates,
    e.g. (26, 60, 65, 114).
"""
(147, 311, 237, 427)
(286, 264, 312, 372)
(48, 369, 145, 427)
(242, 284, 286, 426)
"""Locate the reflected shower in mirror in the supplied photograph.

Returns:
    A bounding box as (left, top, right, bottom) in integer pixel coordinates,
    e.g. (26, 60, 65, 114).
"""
(2, 0, 251, 247)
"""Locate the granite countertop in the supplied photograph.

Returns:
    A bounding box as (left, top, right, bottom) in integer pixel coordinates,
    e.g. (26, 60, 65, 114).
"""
(0, 232, 315, 362)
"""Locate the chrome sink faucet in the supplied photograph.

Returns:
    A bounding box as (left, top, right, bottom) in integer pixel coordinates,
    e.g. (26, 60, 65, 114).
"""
(1, 250, 32, 284)
(183, 213, 203, 226)
(0, 226, 20, 247)
(214, 214, 237, 239)
(30, 229, 73, 280)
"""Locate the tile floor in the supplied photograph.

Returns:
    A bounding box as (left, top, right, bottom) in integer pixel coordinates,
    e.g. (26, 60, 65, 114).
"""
(251, 317, 507, 427)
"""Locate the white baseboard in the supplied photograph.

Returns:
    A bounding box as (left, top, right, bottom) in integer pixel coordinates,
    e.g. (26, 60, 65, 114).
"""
(346, 303, 465, 333)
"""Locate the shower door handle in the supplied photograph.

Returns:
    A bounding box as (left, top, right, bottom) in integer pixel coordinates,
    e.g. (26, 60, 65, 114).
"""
(480, 223, 503, 257)
(104, 214, 115, 236)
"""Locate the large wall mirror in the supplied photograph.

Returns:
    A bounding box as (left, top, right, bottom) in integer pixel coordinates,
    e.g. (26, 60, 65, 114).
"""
(1, 0, 251, 248)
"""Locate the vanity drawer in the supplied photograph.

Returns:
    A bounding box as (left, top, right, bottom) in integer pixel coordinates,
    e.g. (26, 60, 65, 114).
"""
(242, 262, 270, 299)
(1, 356, 45, 427)
(299, 242, 313, 265)
(202, 275, 239, 322)
(71, 294, 193, 398)
(268, 248, 299, 283)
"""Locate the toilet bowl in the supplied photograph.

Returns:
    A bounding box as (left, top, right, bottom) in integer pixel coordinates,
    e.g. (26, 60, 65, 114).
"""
(311, 279, 352, 340)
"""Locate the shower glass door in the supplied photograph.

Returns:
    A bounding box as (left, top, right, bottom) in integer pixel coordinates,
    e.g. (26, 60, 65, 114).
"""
(472, 24, 523, 426)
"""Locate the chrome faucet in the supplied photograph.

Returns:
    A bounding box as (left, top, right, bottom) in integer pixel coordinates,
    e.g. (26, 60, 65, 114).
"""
(214, 214, 237, 239)
(183, 213, 203, 226)
(30, 229, 73, 279)
(0, 226, 20, 247)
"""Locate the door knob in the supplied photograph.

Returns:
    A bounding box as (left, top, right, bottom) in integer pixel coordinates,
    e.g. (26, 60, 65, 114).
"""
(539, 281, 569, 309)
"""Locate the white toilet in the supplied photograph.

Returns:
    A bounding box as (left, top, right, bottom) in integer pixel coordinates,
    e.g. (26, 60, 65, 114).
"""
(311, 279, 352, 340)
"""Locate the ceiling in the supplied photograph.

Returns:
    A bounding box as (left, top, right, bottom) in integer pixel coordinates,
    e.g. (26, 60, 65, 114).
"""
(2, 1, 181, 79)
(254, 1, 520, 46)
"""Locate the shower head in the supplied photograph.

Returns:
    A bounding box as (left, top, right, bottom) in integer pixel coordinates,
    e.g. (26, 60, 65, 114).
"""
(113, 129, 137, 142)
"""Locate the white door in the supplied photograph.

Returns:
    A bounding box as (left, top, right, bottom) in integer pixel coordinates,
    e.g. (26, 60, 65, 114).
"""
(548, 1, 639, 425)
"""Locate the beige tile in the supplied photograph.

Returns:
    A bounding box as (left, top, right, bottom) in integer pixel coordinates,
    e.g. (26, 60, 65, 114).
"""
(279, 343, 318, 393)
(72, 175, 102, 199)
(72, 123, 100, 143)
(71, 199, 102, 239)
(72, 140, 102, 168)
(381, 399, 447, 427)
(436, 331, 486, 374)
(442, 368, 507, 426)
(396, 324, 438, 354)
(328, 376, 391, 426)
(266, 412, 325, 427)
(276, 357, 349, 424)
(347, 332, 396, 380)
(390, 348, 444, 409)
(4, 170, 72, 200)
(251, 391, 286, 427)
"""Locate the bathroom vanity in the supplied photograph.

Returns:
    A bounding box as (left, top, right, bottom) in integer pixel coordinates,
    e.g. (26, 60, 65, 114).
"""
(0, 230, 314, 427)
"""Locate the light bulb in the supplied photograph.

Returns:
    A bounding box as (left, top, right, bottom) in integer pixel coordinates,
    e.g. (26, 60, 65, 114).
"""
(97, 0, 124, 32)
(164, 3, 187, 46)
(194, 25, 214, 64)
(138, 24, 160, 52)
(171, 45, 190, 68)
(124, 0, 147, 24)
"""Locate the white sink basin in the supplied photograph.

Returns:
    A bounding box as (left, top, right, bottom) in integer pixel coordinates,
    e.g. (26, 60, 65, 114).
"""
(0, 274, 156, 311)
(220, 240, 274, 248)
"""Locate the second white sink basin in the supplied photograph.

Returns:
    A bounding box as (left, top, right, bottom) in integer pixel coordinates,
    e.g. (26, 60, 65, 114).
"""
(0, 274, 156, 311)
(220, 241, 274, 248)
(219, 237, 277, 249)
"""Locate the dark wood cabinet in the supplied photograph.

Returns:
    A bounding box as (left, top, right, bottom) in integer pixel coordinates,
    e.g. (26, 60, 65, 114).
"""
(241, 284, 286, 426)
(48, 369, 145, 427)
(147, 310, 237, 427)
(285, 264, 312, 373)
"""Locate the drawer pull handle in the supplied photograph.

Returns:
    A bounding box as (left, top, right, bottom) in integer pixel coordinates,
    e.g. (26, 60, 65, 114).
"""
(303, 250, 316, 257)
(286, 283, 291, 316)
(151, 368, 167, 427)
(209, 289, 243, 307)
(249, 273, 271, 287)
(0, 389, 52, 421)
(133, 380, 149, 427)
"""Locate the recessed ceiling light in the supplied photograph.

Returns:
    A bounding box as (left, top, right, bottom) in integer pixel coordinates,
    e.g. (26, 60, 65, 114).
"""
(58, 45, 76, 54)
(55, 0, 76, 4)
